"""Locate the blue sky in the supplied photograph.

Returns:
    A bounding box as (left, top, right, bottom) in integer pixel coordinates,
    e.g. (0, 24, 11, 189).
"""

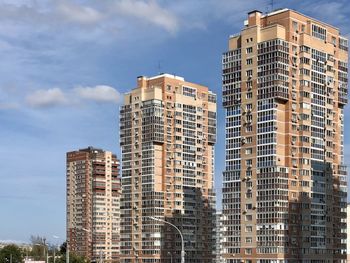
(0, 0, 349, 244)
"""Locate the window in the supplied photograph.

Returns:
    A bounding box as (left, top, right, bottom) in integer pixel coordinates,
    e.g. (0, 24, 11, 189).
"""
(182, 86, 196, 98)
(312, 24, 326, 40)
(246, 237, 252, 243)
(292, 21, 298, 32)
(245, 226, 252, 232)
(246, 92, 253, 99)
(246, 70, 253, 77)
(247, 81, 252, 89)
(246, 47, 253, 53)
(246, 137, 253, 143)
(245, 215, 252, 221)
(246, 58, 253, 65)
(245, 248, 252, 255)
(245, 203, 252, 209)
(245, 148, 253, 155)
(331, 37, 336, 45)
(339, 37, 348, 51)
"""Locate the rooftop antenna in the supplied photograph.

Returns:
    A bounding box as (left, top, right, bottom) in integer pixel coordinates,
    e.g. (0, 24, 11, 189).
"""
(157, 61, 162, 75)
(270, 0, 274, 12)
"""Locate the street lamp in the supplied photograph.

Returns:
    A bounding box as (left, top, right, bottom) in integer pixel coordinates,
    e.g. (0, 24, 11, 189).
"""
(167, 252, 173, 263)
(146, 216, 185, 263)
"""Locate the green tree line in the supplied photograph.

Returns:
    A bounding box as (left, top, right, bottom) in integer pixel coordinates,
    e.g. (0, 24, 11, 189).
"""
(0, 236, 87, 263)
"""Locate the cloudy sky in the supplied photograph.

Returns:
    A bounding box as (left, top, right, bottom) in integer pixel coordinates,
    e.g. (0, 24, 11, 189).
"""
(0, 0, 349, 244)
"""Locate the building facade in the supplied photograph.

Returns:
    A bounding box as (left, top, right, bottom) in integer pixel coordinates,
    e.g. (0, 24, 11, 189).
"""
(66, 147, 121, 262)
(347, 204, 350, 263)
(222, 9, 348, 263)
(215, 211, 224, 263)
(119, 74, 216, 263)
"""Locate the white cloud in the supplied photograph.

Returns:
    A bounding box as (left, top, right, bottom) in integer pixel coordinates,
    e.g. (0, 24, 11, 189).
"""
(114, 0, 179, 33)
(26, 88, 67, 108)
(74, 85, 121, 103)
(56, 1, 104, 25)
(24, 85, 121, 109)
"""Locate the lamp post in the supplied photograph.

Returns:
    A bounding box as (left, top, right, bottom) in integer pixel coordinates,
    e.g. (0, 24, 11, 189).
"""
(167, 252, 173, 263)
(146, 216, 185, 263)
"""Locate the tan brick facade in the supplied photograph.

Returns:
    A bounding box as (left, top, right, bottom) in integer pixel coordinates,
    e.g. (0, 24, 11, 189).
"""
(120, 74, 217, 263)
(222, 9, 348, 263)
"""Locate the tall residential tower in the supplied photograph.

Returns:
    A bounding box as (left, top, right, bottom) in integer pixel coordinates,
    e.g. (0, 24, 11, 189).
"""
(66, 147, 121, 262)
(222, 9, 348, 263)
(120, 74, 217, 263)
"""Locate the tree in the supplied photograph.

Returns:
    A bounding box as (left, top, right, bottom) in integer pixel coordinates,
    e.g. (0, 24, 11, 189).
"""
(59, 242, 66, 254)
(0, 244, 23, 263)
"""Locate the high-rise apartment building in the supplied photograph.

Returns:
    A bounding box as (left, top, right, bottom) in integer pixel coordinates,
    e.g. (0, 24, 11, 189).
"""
(119, 74, 217, 263)
(222, 9, 348, 262)
(66, 147, 121, 262)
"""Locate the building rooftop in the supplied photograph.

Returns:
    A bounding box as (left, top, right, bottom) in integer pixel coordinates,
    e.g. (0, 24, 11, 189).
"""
(138, 73, 185, 81)
(242, 8, 340, 32)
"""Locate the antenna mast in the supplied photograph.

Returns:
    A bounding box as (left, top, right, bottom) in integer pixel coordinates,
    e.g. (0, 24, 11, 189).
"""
(270, 0, 274, 12)
(157, 61, 161, 75)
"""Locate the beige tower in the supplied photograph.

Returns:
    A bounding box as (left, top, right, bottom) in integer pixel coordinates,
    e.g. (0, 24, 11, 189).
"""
(66, 147, 121, 262)
(222, 9, 348, 263)
(120, 74, 217, 263)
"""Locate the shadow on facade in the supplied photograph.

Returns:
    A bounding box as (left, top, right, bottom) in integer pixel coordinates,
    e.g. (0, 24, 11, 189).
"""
(285, 162, 346, 262)
(159, 187, 216, 263)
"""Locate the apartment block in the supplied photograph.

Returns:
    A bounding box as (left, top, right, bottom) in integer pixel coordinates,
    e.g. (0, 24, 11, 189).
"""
(66, 147, 121, 262)
(222, 9, 348, 262)
(119, 74, 217, 263)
